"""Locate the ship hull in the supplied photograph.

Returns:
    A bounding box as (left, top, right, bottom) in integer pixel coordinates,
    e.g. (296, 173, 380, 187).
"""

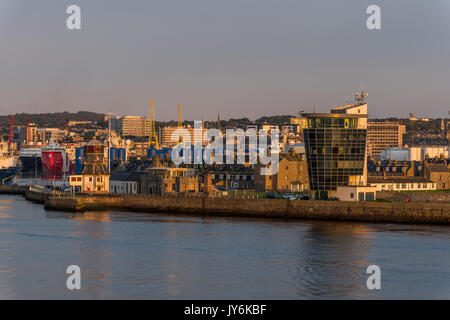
(42, 151, 66, 180)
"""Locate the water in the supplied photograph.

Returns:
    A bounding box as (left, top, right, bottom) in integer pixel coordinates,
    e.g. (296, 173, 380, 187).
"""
(0, 195, 449, 299)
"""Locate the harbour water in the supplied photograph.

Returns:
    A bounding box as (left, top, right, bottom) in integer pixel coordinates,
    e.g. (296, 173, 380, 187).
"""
(0, 195, 449, 299)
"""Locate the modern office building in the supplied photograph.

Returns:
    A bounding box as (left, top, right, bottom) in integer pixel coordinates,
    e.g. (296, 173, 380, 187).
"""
(159, 126, 208, 147)
(121, 116, 152, 137)
(302, 88, 376, 200)
(367, 121, 406, 158)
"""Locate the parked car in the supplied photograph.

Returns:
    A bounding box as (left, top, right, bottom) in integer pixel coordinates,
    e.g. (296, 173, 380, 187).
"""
(327, 197, 340, 201)
(296, 195, 310, 200)
(282, 193, 295, 200)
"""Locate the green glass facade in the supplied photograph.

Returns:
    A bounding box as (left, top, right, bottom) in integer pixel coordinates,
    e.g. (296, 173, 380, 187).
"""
(303, 116, 367, 192)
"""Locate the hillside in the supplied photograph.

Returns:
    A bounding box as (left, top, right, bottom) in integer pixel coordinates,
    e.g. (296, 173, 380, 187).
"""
(0, 111, 106, 130)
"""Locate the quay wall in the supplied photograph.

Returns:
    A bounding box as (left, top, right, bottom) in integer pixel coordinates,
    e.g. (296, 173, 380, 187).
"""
(0, 185, 28, 195)
(44, 195, 450, 225)
(24, 189, 49, 204)
(377, 191, 450, 203)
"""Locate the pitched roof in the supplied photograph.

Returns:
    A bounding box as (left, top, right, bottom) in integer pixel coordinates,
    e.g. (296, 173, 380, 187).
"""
(428, 165, 449, 173)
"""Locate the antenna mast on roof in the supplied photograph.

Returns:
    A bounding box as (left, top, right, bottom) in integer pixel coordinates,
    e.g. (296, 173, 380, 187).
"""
(355, 81, 368, 104)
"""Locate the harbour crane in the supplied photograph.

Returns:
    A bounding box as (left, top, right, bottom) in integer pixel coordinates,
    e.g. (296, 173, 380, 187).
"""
(148, 98, 159, 149)
(177, 104, 182, 128)
(8, 116, 14, 154)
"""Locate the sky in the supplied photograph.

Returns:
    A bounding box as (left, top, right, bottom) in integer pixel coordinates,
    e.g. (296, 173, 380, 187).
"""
(0, 0, 449, 120)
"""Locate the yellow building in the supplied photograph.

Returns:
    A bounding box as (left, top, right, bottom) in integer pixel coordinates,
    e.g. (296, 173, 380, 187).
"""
(290, 117, 308, 133)
(121, 116, 152, 137)
(159, 126, 208, 147)
(69, 172, 109, 193)
(254, 151, 309, 192)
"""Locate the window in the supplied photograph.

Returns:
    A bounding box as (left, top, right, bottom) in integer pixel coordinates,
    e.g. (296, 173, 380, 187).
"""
(350, 193, 354, 199)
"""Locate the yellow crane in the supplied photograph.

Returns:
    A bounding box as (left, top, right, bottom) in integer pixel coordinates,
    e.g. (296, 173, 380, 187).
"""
(177, 104, 182, 128)
(148, 98, 159, 149)
(177, 104, 184, 143)
(1, 175, 15, 185)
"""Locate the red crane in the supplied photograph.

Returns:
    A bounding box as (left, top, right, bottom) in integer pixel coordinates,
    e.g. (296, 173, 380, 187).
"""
(8, 116, 14, 145)
(26, 118, 30, 146)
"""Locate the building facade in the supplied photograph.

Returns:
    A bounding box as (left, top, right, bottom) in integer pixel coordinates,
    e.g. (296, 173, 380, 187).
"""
(367, 121, 406, 158)
(69, 140, 109, 193)
(254, 151, 309, 192)
(425, 159, 450, 190)
(368, 177, 436, 192)
(159, 126, 208, 147)
(139, 156, 199, 195)
(121, 116, 152, 137)
(301, 88, 374, 200)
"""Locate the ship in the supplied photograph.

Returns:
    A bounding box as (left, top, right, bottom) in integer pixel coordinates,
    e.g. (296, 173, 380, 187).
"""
(1, 147, 18, 185)
(41, 144, 70, 180)
(18, 148, 42, 178)
(0, 155, 17, 170)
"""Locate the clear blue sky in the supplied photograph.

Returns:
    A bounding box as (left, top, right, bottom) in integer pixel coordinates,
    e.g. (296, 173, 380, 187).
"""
(0, 0, 449, 120)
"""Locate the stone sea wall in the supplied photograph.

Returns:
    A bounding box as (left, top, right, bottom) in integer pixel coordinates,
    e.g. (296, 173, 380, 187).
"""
(0, 185, 28, 195)
(377, 191, 450, 203)
(44, 195, 450, 225)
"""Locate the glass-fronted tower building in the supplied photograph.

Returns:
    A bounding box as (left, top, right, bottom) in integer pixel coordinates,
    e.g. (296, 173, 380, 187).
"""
(302, 90, 369, 200)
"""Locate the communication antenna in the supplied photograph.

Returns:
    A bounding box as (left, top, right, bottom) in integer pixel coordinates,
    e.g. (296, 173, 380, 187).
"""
(355, 81, 368, 104)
